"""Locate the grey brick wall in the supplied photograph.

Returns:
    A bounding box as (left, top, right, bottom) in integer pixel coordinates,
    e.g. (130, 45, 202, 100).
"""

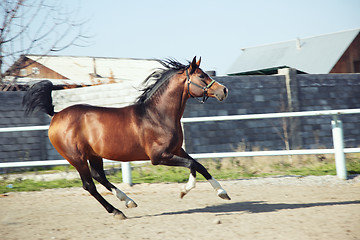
(182, 74, 360, 153)
(1, 73, 360, 166)
(183, 75, 288, 153)
(297, 74, 360, 149)
(0, 92, 51, 163)
(0, 82, 142, 165)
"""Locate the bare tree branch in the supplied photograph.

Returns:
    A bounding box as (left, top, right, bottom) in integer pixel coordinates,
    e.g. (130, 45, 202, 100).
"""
(0, 0, 92, 87)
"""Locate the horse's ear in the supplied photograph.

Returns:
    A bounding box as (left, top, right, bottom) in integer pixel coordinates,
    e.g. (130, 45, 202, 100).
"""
(189, 56, 198, 74)
(196, 57, 201, 67)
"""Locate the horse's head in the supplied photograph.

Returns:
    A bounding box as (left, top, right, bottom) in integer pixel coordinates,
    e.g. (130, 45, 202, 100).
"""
(185, 57, 228, 103)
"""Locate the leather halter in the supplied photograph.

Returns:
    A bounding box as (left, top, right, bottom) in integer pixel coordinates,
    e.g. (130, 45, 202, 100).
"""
(185, 69, 216, 103)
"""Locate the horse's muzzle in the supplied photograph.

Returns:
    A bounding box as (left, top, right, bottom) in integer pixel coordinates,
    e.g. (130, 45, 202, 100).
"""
(214, 85, 228, 101)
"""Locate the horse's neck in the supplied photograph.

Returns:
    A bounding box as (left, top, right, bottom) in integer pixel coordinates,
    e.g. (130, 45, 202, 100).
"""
(147, 80, 188, 124)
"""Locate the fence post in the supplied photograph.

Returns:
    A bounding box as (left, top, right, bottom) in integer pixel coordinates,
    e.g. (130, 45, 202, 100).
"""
(331, 116, 347, 180)
(121, 162, 133, 186)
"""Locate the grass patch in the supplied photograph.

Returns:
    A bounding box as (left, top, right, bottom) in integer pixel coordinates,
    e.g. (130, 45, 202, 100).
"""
(1, 154, 359, 194)
(271, 161, 337, 176)
(108, 165, 190, 184)
(0, 178, 82, 193)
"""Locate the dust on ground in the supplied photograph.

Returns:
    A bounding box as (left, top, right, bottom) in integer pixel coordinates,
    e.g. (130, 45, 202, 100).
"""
(1, 175, 359, 240)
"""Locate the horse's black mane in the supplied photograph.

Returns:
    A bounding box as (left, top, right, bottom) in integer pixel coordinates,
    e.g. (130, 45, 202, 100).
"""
(136, 59, 189, 104)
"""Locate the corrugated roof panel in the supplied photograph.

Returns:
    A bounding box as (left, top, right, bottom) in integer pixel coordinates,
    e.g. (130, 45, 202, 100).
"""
(228, 29, 360, 75)
(25, 55, 163, 86)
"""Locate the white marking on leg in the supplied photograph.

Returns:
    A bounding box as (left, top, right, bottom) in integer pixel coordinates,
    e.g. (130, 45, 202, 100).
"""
(208, 177, 231, 200)
(185, 173, 196, 192)
(112, 188, 137, 208)
(180, 173, 196, 198)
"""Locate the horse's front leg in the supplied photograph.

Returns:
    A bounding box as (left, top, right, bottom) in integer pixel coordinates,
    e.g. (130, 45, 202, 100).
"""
(152, 149, 231, 200)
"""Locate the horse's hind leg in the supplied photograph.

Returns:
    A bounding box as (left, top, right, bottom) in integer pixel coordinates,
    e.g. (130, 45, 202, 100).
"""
(88, 156, 137, 208)
(72, 157, 127, 219)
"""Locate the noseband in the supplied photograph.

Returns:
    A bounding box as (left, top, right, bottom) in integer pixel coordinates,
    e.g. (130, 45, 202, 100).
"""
(185, 69, 216, 103)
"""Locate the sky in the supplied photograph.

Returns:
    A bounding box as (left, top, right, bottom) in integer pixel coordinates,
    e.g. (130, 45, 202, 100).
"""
(58, 0, 360, 76)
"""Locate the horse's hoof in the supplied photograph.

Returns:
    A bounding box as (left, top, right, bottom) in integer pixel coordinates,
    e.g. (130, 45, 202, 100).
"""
(180, 191, 187, 199)
(126, 200, 138, 208)
(217, 190, 231, 200)
(113, 210, 127, 220)
(219, 193, 231, 200)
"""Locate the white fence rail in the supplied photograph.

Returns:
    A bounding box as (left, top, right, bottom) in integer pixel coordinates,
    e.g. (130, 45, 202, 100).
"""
(182, 108, 360, 180)
(1, 108, 360, 181)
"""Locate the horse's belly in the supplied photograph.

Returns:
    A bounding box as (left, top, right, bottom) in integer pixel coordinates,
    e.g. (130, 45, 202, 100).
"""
(91, 139, 149, 161)
(103, 150, 150, 161)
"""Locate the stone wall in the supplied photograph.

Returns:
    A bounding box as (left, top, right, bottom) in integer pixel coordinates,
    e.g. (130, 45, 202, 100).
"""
(0, 92, 50, 164)
(0, 82, 142, 166)
(183, 75, 288, 153)
(182, 73, 360, 153)
(1, 73, 359, 166)
(297, 74, 360, 149)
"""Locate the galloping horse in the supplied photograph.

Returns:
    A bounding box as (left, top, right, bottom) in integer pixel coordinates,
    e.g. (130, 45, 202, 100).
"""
(23, 57, 230, 219)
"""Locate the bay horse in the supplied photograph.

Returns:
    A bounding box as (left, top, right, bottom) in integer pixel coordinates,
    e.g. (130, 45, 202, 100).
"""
(23, 57, 230, 219)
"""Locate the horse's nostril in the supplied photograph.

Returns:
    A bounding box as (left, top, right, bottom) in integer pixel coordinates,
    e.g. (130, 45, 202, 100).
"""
(223, 87, 228, 95)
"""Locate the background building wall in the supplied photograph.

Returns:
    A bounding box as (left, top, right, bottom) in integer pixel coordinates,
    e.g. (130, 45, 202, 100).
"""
(330, 34, 360, 73)
(0, 92, 50, 164)
(182, 73, 360, 153)
(1, 73, 359, 165)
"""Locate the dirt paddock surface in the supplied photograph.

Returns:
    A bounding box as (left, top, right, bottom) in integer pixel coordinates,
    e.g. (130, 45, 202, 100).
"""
(1, 175, 360, 240)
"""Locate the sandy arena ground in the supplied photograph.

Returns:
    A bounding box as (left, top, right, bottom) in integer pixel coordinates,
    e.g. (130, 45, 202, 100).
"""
(1, 175, 360, 240)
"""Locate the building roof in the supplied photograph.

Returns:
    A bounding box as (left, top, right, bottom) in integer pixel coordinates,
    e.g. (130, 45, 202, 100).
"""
(227, 29, 360, 75)
(23, 55, 164, 86)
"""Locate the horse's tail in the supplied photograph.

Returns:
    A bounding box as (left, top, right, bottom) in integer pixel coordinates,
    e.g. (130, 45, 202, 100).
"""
(23, 80, 56, 117)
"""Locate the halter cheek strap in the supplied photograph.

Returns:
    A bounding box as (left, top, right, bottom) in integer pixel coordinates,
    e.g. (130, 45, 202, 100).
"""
(185, 69, 216, 103)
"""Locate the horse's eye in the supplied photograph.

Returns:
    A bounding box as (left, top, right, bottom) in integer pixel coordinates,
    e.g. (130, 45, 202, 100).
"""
(199, 74, 205, 79)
